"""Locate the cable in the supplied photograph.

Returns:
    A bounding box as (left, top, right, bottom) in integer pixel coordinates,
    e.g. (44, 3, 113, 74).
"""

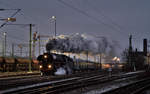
(0, 30, 28, 44)
(57, 0, 123, 34)
(7, 34, 27, 42)
(86, 0, 122, 31)
(0, 1, 36, 29)
(0, 9, 21, 28)
(18, 11, 37, 24)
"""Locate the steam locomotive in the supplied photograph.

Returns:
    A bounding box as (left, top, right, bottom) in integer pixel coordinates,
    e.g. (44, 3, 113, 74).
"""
(37, 52, 101, 76)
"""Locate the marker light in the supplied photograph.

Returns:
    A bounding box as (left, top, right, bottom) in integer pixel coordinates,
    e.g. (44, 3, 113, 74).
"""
(48, 64, 52, 69)
(44, 55, 48, 59)
(39, 65, 42, 69)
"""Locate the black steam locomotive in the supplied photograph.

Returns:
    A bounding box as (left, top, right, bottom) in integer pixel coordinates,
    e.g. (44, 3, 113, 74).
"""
(37, 53, 101, 76)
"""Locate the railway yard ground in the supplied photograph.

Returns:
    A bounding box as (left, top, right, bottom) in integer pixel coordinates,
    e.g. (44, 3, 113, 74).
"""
(0, 70, 150, 94)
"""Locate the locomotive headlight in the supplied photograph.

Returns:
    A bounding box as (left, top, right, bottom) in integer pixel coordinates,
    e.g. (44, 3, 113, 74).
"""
(48, 64, 52, 69)
(44, 55, 48, 59)
(39, 65, 43, 69)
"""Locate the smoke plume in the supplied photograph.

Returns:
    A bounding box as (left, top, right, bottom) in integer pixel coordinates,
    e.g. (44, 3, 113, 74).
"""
(46, 33, 119, 56)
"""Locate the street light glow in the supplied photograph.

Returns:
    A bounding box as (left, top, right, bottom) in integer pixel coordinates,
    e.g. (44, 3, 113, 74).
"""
(52, 16, 56, 19)
(3, 32, 6, 36)
(113, 56, 117, 61)
(7, 18, 16, 22)
(0, 18, 16, 22)
(117, 58, 120, 62)
(50, 16, 56, 37)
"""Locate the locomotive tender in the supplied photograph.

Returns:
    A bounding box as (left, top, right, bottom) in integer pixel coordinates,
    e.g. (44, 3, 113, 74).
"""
(37, 52, 101, 76)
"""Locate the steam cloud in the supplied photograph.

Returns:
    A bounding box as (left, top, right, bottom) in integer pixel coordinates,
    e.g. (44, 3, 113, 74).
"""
(46, 33, 119, 56)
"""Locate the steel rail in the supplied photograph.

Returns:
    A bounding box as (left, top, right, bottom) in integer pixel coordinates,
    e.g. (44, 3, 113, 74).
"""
(101, 78, 150, 94)
(0, 71, 145, 94)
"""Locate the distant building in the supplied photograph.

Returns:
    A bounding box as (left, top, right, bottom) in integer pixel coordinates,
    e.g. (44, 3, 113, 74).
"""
(126, 35, 147, 71)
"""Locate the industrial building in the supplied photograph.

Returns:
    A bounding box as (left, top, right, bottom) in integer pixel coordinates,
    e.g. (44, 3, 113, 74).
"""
(125, 35, 148, 71)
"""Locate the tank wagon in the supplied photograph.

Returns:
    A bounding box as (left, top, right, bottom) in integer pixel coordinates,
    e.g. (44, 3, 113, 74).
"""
(0, 57, 39, 72)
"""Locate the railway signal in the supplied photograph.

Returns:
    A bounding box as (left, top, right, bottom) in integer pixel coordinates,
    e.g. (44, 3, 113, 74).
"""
(32, 32, 38, 59)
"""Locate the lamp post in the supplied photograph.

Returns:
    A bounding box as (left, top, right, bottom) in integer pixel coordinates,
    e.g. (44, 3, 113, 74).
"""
(50, 16, 56, 37)
(0, 9, 20, 28)
(0, 18, 16, 22)
(2, 32, 7, 57)
(0, 17, 16, 57)
(4, 32, 6, 56)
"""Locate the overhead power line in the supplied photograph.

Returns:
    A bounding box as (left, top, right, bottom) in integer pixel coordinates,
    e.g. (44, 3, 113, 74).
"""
(0, 9, 21, 29)
(86, 0, 122, 31)
(57, 0, 123, 33)
(8, 34, 27, 42)
(0, 1, 37, 24)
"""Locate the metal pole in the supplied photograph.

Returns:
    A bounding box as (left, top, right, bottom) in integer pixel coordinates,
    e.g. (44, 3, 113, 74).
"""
(32, 39, 35, 59)
(99, 53, 102, 69)
(20, 46, 22, 56)
(86, 51, 88, 63)
(38, 36, 41, 55)
(98, 44, 102, 69)
(4, 32, 6, 56)
(2, 36, 4, 57)
(12, 43, 14, 57)
(55, 19, 56, 37)
(32, 32, 37, 59)
(29, 24, 32, 72)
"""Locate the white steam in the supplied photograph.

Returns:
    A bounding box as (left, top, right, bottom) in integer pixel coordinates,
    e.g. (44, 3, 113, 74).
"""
(54, 67, 66, 75)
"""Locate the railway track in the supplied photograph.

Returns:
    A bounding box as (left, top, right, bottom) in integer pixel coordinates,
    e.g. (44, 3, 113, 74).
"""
(0, 71, 145, 94)
(132, 84, 150, 94)
(0, 71, 105, 91)
(101, 77, 150, 94)
(0, 75, 106, 94)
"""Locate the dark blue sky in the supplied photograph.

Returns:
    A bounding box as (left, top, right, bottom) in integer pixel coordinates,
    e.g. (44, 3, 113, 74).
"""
(0, 0, 150, 55)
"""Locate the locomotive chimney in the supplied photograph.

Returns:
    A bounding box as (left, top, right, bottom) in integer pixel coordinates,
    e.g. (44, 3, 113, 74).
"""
(143, 38, 147, 56)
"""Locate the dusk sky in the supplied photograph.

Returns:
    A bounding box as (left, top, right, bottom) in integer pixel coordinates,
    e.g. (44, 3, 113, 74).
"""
(0, 0, 150, 56)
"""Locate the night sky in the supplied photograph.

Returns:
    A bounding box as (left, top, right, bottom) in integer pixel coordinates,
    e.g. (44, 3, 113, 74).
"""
(0, 0, 150, 56)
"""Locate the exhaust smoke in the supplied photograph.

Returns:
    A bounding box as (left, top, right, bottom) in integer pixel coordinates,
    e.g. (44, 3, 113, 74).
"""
(46, 33, 120, 59)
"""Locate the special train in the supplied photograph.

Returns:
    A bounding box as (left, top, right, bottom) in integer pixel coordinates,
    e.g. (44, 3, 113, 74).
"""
(37, 52, 101, 76)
